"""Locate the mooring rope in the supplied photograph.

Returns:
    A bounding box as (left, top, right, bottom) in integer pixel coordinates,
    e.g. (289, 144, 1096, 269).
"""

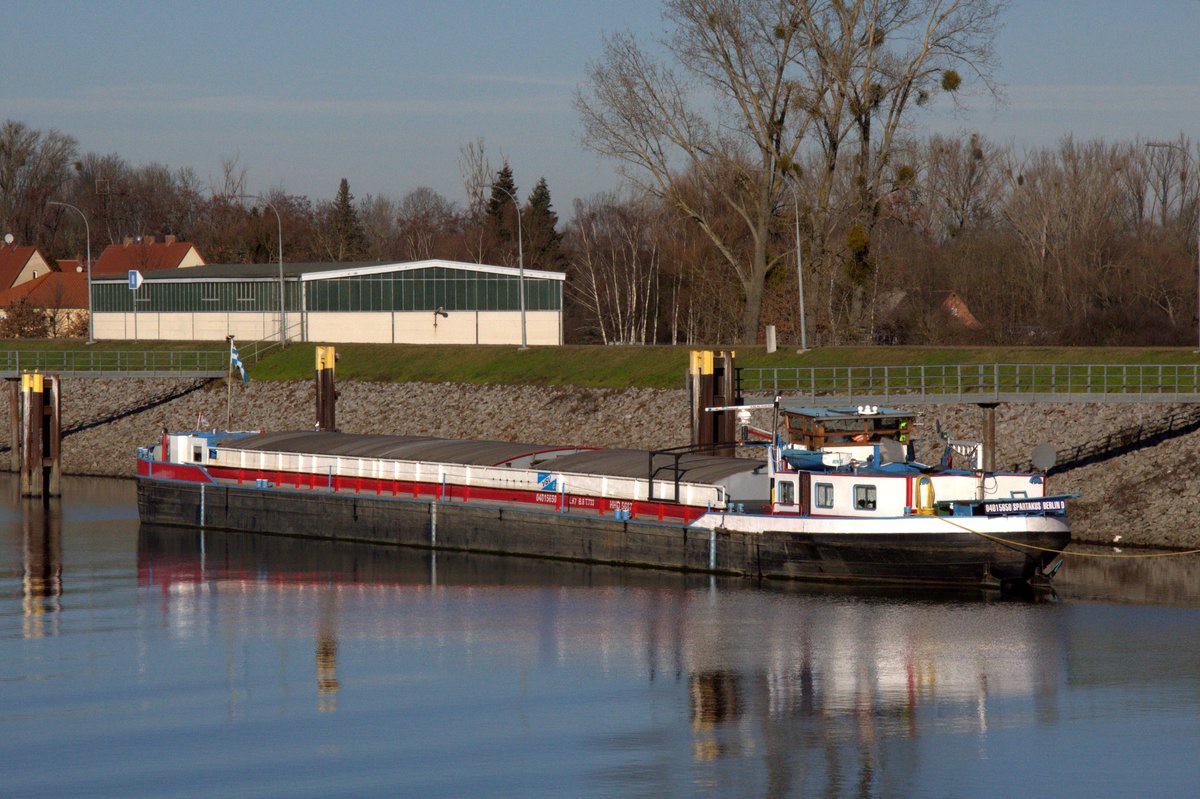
(937, 515, 1200, 560)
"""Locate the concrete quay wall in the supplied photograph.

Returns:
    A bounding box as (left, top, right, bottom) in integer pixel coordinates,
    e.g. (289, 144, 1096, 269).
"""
(3, 378, 1196, 549)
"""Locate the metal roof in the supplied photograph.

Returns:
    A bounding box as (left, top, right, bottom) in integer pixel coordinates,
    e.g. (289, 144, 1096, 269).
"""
(218, 431, 763, 483)
(540, 448, 764, 484)
(783, 407, 912, 419)
(94, 258, 565, 283)
(218, 431, 577, 467)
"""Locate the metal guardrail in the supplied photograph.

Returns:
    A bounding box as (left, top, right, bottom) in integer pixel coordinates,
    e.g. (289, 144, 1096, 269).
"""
(0, 349, 230, 378)
(0, 319, 301, 378)
(737, 363, 1200, 405)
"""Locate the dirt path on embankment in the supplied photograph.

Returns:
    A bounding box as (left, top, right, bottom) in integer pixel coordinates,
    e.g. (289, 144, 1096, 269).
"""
(4, 378, 1197, 549)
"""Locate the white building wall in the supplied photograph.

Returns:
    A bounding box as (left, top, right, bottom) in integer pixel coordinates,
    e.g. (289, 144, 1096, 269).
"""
(94, 312, 278, 342)
(305, 313, 393, 344)
(95, 309, 563, 345)
(307, 310, 561, 345)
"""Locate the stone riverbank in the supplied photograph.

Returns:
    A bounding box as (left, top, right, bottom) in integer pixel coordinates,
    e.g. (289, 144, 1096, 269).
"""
(5, 378, 1198, 549)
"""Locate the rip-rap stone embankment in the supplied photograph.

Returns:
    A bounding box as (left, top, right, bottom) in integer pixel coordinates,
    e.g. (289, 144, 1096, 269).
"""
(4, 378, 1197, 549)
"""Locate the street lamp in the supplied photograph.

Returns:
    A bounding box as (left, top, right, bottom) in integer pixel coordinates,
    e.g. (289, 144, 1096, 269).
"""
(482, 183, 527, 349)
(782, 176, 808, 351)
(47, 201, 93, 343)
(235, 194, 286, 345)
(1146, 142, 1200, 351)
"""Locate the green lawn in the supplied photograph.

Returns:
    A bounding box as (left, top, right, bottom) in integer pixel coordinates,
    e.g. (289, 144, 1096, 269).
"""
(4, 339, 1200, 388)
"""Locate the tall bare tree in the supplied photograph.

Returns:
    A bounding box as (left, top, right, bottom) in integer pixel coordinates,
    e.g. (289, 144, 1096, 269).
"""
(0, 120, 78, 244)
(457, 138, 491, 263)
(395, 187, 460, 261)
(567, 194, 663, 344)
(576, 0, 815, 342)
(791, 0, 1004, 336)
(578, 0, 1004, 343)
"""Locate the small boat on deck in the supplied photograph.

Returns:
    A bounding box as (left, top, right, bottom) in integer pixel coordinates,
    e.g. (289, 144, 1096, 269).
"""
(136, 406, 1070, 590)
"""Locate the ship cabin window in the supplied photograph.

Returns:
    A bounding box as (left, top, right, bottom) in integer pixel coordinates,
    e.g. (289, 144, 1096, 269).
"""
(192, 445, 203, 463)
(854, 484, 877, 511)
(815, 482, 834, 509)
(779, 480, 795, 505)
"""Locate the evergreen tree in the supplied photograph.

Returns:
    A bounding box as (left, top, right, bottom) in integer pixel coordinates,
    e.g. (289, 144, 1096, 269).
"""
(485, 163, 519, 245)
(524, 177, 564, 270)
(328, 177, 366, 261)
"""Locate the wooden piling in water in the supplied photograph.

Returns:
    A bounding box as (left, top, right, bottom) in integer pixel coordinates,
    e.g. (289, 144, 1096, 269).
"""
(13, 373, 62, 498)
(9, 380, 19, 473)
(46, 376, 61, 497)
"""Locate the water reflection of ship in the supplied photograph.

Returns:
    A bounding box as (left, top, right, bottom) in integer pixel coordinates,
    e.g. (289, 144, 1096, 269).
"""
(683, 597, 1067, 793)
(138, 523, 1068, 784)
(22, 498, 62, 637)
(137, 523, 723, 594)
(137, 523, 719, 712)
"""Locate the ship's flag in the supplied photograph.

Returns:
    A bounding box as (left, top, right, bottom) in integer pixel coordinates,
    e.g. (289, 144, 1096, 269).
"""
(230, 338, 249, 384)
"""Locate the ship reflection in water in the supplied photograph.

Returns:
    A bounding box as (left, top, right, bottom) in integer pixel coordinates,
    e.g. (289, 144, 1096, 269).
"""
(134, 523, 1093, 792)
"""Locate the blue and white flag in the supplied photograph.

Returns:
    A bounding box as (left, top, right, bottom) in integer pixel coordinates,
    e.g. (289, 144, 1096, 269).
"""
(230, 339, 249, 384)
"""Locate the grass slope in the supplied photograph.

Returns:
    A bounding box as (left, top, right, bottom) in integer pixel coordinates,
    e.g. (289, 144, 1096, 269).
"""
(5, 339, 1200, 388)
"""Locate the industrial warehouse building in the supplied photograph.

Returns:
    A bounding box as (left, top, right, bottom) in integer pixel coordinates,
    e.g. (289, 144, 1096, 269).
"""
(91, 259, 565, 345)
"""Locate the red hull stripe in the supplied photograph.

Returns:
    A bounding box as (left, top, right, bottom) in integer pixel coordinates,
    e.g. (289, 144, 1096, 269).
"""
(138, 458, 215, 483)
(139, 459, 710, 523)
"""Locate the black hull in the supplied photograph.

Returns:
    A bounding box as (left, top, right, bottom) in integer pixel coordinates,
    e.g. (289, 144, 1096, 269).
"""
(137, 478, 1068, 589)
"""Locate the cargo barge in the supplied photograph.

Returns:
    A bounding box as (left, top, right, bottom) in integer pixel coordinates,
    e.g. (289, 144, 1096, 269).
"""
(136, 406, 1071, 589)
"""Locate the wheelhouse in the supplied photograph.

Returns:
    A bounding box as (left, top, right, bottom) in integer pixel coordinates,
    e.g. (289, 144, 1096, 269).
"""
(783, 406, 913, 450)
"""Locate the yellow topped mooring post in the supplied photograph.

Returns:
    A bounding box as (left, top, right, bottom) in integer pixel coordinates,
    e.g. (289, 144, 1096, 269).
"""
(316, 346, 337, 432)
(689, 350, 738, 454)
(16, 372, 61, 498)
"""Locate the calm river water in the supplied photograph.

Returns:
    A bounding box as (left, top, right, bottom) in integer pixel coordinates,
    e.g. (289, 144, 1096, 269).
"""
(2, 475, 1199, 798)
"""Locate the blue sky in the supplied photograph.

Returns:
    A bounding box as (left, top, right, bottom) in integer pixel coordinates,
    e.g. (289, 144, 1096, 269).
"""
(2, 0, 1197, 214)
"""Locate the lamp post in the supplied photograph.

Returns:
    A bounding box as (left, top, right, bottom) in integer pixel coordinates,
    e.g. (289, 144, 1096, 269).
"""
(483, 184, 527, 349)
(47, 201, 93, 343)
(236, 194, 286, 344)
(782, 176, 808, 351)
(1146, 142, 1200, 351)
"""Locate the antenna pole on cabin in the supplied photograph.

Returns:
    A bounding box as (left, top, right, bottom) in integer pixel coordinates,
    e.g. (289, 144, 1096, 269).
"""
(979, 403, 998, 471)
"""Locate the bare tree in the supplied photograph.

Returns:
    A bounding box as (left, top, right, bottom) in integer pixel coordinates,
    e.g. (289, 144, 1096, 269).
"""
(576, 0, 815, 342)
(1001, 137, 1139, 336)
(791, 0, 1005, 336)
(212, 154, 248, 201)
(567, 194, 663, 344)
(0, 120, 78, 244)
(457, 138, 491, 263)
(358, 194, 400, 261)
(395, 187, 460, 261)
(913, 133, 1005, 240)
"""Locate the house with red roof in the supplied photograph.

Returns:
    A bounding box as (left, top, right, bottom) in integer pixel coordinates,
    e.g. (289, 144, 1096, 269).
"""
(92, 235, 205, 276)
(0, 244, 56, 289)
(0, 270, 88, 337)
